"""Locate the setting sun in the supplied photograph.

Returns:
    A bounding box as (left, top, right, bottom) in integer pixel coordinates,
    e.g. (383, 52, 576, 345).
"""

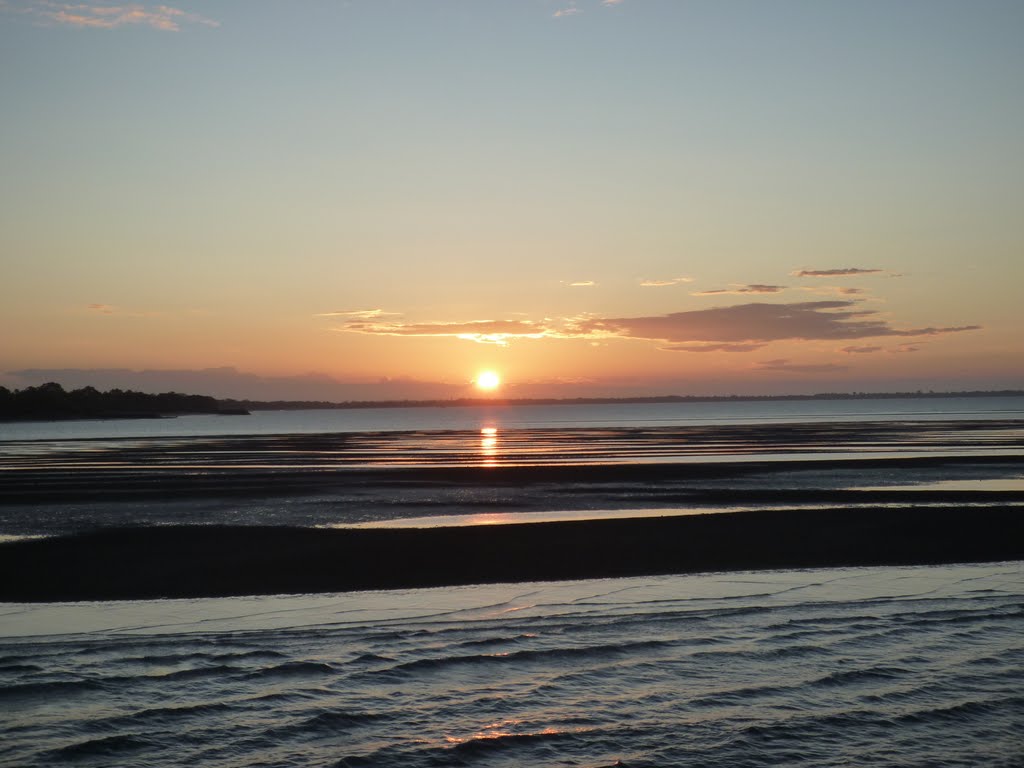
(475, 371, 501, 391)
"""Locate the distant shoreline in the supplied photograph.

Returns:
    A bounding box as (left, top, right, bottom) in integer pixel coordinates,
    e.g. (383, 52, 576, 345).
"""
(227, 389, 1024, 412)
(2, 383, 1022, 423)
(0, 382, 249, 423)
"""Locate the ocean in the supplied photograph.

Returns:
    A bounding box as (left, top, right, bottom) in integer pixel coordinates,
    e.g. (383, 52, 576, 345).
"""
(4, 395, 1024, 442)
(2, 397, 1023, 766)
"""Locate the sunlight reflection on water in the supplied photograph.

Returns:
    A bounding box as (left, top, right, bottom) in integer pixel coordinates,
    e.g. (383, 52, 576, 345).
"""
(853, 477, 1024, 491)
(337, 501, 1024, 529)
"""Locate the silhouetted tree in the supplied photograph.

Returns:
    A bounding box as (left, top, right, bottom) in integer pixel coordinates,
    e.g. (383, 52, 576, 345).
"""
(0, 383, 233, 421)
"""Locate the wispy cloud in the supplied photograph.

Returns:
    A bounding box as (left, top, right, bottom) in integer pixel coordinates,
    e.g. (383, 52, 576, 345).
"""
(893, 324, 981, 336)
(337, 319, 550, 346)
(661, 343, 767, 353)
(840, 345, 883, 354)
(639, 277, 693, 287)
(693, 284, 786, 296)
(83, 302, 160, 318)
(753, 359, 851, 374)
(792, 267, 883, 278)
(891, 342, 926, 354)
(315, 309, 397, 319)
(568, 280, 596, 287)
(795, 285, 871, 298)
(10, 1, 218, 31)
(553, 0, 624, 15)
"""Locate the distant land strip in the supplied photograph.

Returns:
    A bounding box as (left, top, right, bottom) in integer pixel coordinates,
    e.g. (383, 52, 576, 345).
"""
(0, 382, 248, 422)
(2, 381, 1023, 421)
(2, 506, 1022, 601)
(224, 389, 1024, 412)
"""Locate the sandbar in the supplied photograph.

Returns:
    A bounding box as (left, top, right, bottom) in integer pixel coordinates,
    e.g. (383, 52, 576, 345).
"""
(2, 505, 1021, 601)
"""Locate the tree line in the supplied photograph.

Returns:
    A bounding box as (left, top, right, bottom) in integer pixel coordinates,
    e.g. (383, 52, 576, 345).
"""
(0, 382, 244, 421)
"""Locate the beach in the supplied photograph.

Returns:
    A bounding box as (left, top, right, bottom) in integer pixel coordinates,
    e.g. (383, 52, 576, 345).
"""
(2, 403, 1023, 766)
(1, 414, 1023, 600)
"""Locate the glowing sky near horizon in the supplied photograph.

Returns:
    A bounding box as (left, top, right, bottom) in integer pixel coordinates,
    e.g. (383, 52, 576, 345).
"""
(1, 0, 1022, 400)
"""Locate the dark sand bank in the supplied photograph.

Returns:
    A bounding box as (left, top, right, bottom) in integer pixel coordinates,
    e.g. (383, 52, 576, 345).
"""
(2, 454, 1024, 537)
(3, 506, 1022, 602)
(4, 456, 1024, 504)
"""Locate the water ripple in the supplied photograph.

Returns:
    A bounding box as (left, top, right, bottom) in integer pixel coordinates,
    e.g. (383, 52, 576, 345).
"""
(2, 563, 1022, 767)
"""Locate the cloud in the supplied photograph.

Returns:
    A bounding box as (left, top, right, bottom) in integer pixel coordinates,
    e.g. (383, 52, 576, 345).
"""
(568, 281, 596, 287)
(83, 303, 160, 318)
(840, 345, 883, 354)
(315, 309, 397, 319)
(661, 343, 766, 353)
(693, 284, 786, 296)
(639, 277, 693, 287)
(792, 268, 883, 278)
(570, 301, 982, 344)
(329, 301, 980, 351)
(338, 318, 550, 346)
(891, 342, 926, 354)
(795, 285, 870, 298)
(754, 359, 851, 374)
(553, 5, 581, 17)
(896, 325, 981, 336)
(12, 1, 218, 31)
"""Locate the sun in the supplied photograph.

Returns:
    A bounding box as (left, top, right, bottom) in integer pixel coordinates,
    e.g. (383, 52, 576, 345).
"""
(475, 370, 501, 391)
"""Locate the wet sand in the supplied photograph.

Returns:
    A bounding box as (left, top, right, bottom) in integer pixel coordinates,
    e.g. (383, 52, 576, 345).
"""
(3, 421, 1022, 600)
(2, 504, 1022, 601)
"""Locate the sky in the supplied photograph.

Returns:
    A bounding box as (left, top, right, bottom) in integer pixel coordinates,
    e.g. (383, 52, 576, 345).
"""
(2, 0, 1023, 401)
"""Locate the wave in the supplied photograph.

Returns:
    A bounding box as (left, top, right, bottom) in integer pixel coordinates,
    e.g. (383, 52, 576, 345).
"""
(381, 638, 676, 675)
(894, 695, 1024, 726)
(242, 660, 337, 680)
(348, 652, 394, 663)
(330, 725, 597, 767)
(150, 663, 242, 681)
(450, 632, 539, 649)
(244, 688, 334, 706)
(48, 734, 156, 761)
(810, 665, 910, 687)
(688, 681, 798, 708)
(116, 648, 288, 665)
(97, 700, 235, 729)
(689, 643, 833, 662)
(265, 708, 387, 739)
(0, 678, 103, 700)
(449, 727, 591, 757)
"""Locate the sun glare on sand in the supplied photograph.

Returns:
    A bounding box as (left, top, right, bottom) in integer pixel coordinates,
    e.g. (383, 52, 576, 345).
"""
(475, 371, 501, 391)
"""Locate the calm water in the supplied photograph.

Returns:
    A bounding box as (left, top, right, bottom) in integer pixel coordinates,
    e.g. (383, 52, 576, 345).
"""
(2, 564, 1022, 767)
(4, 395, 1024, 441)
(2, 397, 1023, 765)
